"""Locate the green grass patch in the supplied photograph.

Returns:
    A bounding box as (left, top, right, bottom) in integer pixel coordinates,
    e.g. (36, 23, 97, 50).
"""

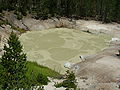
(26, 61, 60, 78)
(26, 61, 61, 85)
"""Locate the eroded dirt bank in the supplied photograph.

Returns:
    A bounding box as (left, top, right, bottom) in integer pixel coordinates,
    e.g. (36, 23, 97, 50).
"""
(71, 45, 120, 90)
(1, 11, 120, 37)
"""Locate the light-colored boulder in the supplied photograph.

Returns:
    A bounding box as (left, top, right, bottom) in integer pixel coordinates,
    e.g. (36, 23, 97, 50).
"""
(64, 62, 73, 68)
(111, 38, 120, 42)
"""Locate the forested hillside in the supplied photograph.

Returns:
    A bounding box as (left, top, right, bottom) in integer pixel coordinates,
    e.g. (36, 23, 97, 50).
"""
(0, 0, 120, 22)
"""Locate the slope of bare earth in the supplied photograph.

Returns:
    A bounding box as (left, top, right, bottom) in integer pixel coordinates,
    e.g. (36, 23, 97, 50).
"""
(71, 45, 120, 90)
(2, 11, 120, 37)
(22, 17, 120, 38)
(75, 20, 120, 38)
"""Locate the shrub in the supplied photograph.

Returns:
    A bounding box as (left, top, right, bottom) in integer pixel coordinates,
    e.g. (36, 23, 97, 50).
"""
(10, 25, 26, 33)
(36, 73, 49, 85)
(0, 20, 10, 26)
(14, 11, 23, 20)
(55, 70, 77, 89)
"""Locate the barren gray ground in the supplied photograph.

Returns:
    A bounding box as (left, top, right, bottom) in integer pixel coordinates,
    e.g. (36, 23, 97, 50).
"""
(72, 46, 120, 90)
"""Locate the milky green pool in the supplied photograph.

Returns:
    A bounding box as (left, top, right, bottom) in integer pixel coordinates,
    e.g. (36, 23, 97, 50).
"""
(20, 28, 111, 73)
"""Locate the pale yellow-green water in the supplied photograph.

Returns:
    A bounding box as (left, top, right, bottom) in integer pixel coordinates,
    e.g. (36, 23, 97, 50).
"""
(20, 28, 111, 73)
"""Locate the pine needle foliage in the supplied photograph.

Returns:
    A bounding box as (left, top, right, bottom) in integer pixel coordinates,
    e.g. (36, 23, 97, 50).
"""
(0, 32, 29, 89)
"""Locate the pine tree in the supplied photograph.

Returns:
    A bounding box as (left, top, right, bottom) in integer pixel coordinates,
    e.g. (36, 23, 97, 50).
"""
(62, 70, 77, 89)
(0, 32, 28, 89)
(55, 70, 77, 89)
